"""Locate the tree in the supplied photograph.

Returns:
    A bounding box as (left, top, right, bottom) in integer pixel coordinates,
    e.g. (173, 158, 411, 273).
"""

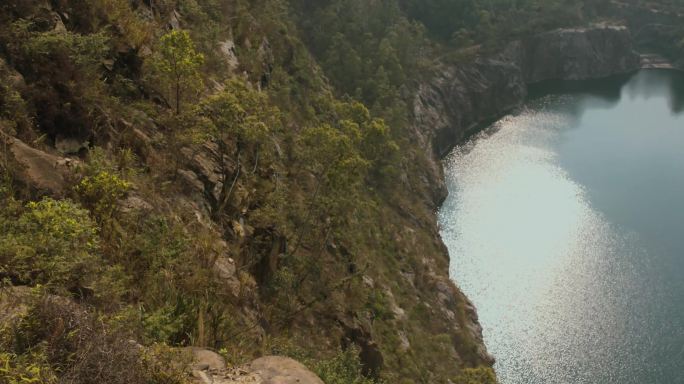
(197, 79, 279, 217)
(149, 30, 204, 114)
(297, 123, 368, 233)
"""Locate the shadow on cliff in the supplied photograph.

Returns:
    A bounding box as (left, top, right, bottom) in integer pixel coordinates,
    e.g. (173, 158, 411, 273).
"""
(527, 72, 635, 103)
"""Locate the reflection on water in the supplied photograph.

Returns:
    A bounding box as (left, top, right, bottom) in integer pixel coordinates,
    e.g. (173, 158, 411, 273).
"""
(439, 70, 684, 384)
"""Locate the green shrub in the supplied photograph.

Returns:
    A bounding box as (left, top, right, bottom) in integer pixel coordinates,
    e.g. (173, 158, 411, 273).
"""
(75, 171, 131, 221)
(9, 19, 110, 68)
(141, 304, 192, 345)
(74, 147, 133, 222)
(0, 198, 100, 292)
(89, 0, 152, 49)
(0, 351, 57, 384)
(314, 347, 379, 384)
(453, 367, 497, 384)
(365, 290, 394, 321)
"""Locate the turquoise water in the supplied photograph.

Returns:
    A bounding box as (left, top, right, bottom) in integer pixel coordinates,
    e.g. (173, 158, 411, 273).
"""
(439, 70, 684, 384)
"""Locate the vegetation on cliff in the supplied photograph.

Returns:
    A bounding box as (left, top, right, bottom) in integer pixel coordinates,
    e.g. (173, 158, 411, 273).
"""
(0, 0, 488, 382)
(2, 0, 675, 383)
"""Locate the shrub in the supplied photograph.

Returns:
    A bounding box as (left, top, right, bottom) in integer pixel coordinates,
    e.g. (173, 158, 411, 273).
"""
(314, 347, 379, 384)
(0, 198, 100, 292)
(0, 292, 188, 384)
(89, 0, 152, 49)
(453, 367, 497, 384)
(141, 304, 192, 346)
(75, 171, 131, 221)
(0, 351, 57, 384)
(366, 290, 394, 321)
(9, 20, 110, 70)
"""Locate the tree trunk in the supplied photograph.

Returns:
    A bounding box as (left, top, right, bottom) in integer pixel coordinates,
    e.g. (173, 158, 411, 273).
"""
(176, 81, 181, 115)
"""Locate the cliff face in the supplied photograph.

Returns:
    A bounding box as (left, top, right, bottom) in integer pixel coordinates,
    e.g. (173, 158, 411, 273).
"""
(413, 25, 641, 204)
(407, 25, 641, 367)
(521, 26, 640, 83)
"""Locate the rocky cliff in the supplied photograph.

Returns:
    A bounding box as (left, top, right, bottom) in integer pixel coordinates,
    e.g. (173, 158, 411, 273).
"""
(406, 25, 641, 369)
(413, 25, 641, 204)
(0, 2, 651, 382)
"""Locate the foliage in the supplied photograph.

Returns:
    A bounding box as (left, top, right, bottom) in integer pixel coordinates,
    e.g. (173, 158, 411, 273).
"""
(148, 30, 205, 114)
(298, 123, 368, 229)
(141, 304, 192, 346)
(75, 171, 131, 222)
(0, 351, 56, 384)
(73, 147, 133, 224)
(0, 293, 189, 384)
(199, 79, 277, 146)
(365, 290, 394, 321)
(0, 17, 114, 140)
(0, 198, 99, 292)
(8, 20, 110, 69)
(313, 347, 379, 384)
(452, 367, 497, 384)
(0, 64, 30, 135)
(291, 0, 426, 120)
(88, 0, 152, 49)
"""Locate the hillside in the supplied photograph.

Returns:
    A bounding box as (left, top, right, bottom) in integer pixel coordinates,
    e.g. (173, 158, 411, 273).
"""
(2, 1, 680, 384)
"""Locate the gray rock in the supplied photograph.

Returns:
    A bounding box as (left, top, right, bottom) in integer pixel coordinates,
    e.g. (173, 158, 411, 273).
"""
(51, 12, 66, 32)
(185, 347, 226, 371)
(169, 10, 181, 30)
(213, 255, 241, 296)
(640, 53, 675, 69)
(192, 369, 214, 384)
(218, 40, 240, 71)
(119, 196, 154, 213)
(398, 331, 411, 352)
(250, 356, 324, 384)
(1, 131, 70, 195)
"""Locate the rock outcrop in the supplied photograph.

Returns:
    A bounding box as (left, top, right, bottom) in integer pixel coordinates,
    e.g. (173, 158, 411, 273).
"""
(520, 25, 640, 83)
(187, 351, 324, 384)
(0, 130, 76, 195)
(413, 25, 641, 205)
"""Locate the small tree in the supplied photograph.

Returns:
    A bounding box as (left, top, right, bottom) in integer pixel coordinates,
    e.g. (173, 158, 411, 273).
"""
(150, 30, 204, 114)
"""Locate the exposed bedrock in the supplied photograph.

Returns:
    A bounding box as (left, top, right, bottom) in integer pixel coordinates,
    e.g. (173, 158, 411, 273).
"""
(413, 25, 641, 204)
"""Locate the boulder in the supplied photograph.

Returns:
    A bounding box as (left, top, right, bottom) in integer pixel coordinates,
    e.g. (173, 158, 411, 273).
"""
(250, 356, 324, 384)
(1, 131, 73, 195)
(186, 347, 226, 371)
(212, 255, 241, 297)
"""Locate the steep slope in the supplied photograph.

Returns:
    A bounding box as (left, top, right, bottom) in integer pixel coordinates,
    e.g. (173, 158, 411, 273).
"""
(0, 1, 494, 383)
(1, 1, 665, 383)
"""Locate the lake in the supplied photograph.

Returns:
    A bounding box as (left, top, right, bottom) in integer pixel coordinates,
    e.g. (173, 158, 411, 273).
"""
(438, 70, 684, 384)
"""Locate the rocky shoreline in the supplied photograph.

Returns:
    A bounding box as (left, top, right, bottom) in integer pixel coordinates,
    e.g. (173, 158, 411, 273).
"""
(410, 24, 644, 363)
(412, 24, 641, 205)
